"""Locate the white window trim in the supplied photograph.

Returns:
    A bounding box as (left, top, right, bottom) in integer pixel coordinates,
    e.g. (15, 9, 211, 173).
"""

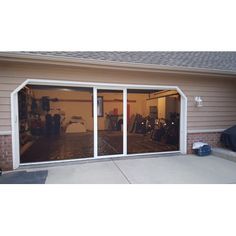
(11, 78, 187, 169)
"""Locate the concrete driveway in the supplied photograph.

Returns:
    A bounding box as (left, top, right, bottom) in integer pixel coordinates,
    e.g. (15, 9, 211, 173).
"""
(5, 154, 236, 184)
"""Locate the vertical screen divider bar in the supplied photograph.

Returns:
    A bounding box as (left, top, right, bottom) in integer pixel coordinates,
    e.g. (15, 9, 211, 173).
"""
(93, 87, 98, 158)
(123, 88, 127, 155)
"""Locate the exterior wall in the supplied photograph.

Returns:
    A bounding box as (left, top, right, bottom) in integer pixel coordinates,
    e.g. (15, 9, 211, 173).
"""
(0, 60, 236, 170)
(0, 135, 12, 170)
(0, 61, 236, 133)
(187, 132, 222, 154)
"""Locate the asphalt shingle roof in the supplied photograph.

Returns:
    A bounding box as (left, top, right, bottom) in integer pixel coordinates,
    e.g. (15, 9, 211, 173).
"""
(19, 51, 236, 73)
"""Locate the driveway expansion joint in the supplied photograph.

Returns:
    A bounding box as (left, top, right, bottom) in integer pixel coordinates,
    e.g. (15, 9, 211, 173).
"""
(111, 159, 131, 184)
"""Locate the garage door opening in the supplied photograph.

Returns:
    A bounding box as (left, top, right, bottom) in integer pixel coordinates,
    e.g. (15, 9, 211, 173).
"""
(127, 89, 180, 154)
(11, 79, 187, 168)
(18, 85, 94, 163)
(97, 89, 124, 156)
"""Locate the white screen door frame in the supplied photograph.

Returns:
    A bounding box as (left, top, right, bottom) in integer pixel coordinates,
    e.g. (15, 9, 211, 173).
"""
(11, 79, 187, 169)
(93, 87, 127, 158)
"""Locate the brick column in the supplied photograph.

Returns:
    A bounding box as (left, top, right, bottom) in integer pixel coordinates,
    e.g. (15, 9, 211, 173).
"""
(0, 135, 13, 170)
(187, 132, 222, 154)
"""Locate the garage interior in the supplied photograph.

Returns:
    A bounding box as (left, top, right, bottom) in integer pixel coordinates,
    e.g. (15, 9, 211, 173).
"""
(18, 85, 180, 164)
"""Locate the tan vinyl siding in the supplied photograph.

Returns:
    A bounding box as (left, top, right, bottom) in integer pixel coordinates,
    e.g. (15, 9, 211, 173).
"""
(0, 98, 11, 105)
(0, 105, 11, 112)
(0, 61, 236, 132)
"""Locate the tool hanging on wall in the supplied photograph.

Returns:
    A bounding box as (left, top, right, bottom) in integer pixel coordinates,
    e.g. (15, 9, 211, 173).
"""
(31, 98, 38, 114)
(41, 96, 50, 112)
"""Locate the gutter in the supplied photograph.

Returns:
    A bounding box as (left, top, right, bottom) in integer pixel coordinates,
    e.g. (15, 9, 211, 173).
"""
(0, 52, 236, 77)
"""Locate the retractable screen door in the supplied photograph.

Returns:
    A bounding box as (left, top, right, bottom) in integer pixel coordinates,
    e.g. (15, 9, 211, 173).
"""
(97, 89, 124, 156)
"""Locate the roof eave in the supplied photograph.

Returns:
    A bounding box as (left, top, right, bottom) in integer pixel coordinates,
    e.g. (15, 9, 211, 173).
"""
(0, 52, 236, 77)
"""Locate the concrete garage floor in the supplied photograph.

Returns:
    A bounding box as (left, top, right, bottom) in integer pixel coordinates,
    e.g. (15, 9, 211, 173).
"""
(9, 154, 236, 184)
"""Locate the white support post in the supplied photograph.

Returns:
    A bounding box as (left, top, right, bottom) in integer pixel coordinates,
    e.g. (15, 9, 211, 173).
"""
(93, 87, 98, 158)
(123, 88, 127, 155)
(180, 95, 187, 154)
(11, 92, 20, 169)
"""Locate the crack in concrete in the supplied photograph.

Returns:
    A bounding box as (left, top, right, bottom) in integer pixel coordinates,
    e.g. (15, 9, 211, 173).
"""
(111, 159, 131, 184)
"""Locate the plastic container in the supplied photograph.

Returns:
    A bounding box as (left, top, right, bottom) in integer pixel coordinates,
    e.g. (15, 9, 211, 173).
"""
(194, 145, 212, 156)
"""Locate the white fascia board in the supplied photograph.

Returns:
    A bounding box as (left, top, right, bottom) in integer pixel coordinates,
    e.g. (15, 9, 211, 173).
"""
(0, 52, 236, 77)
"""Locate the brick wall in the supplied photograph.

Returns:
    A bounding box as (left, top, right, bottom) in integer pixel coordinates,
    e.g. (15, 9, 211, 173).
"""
(0, 135, 13, 170)
(187, 132, 222, 154)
